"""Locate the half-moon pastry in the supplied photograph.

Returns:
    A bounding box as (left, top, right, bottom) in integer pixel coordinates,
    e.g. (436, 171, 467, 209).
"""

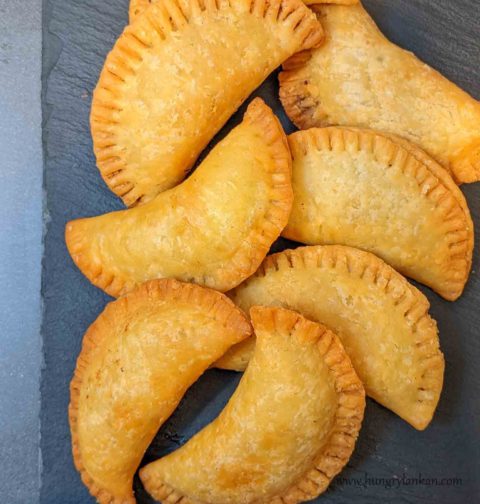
(218, 246, 445, 430)
(141, 306, 365, 503)
(279, 3, 480, 184)
(69, 279, 251, 504)
(67, 99, 293, 298)
(282, 127, 473, 301)
(93, 0, 322, 206)
(129, 0, 358, 23)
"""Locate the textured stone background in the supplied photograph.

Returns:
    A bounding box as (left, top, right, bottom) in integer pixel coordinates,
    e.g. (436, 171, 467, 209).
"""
(0, 0, 42, 503)
(40, 1, 480, 503)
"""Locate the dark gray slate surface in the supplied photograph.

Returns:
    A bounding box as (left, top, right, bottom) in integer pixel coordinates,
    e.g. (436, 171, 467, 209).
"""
(0, 1, 43, 503)
(41, 1, 480, 503)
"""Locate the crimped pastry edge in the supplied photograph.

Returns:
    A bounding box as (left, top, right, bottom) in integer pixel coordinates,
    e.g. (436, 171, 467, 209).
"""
(129, 0, 151, 22)
(210, 98, 294, 292)
(67, 98, 294, 298)
(92, 0, 323, 206)
(129, 0, 359, 22)
(140, 305, 366, 503)
(69, 278, 252, 504)
(283, 127, 473, 301)
(221, 245, 445, 430)
(278, 3, 480, 184)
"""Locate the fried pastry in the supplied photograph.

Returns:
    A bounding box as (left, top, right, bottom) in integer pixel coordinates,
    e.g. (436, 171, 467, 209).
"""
(141, 306, 365, 503)
(67, 99, 293, 297)
(93, 0, 322, 206)
(218, 246, 445, 430)
(281, 127, 473, 301)
(128, 0, 358, 23)
(279, 3, 480, 183)
(129, 0, 151, 21)
(69, 279, 251, 504)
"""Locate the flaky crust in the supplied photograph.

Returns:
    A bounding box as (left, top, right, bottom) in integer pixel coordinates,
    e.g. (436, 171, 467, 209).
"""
(93, 0, 323, 206)
(140, 306, 365, 503)
(279, 3, 480, 183)
(67, 99, 293, 297)
(69, 279, 251, 504)
(221, 245, 445, 430)
(282, 127, 473, 301)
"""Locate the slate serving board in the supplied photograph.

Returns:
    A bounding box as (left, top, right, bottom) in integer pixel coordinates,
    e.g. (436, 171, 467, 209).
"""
(40, 1, 480, 502)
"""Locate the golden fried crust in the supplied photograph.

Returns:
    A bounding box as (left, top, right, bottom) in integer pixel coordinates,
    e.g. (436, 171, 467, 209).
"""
(279, 3, 480, 184)
(129, 0, 151, 22)
(67, 99, 293, 297)
(129, 0, 358, 22)
(93, 0, 322, 206)
(219, 245, 445, 431)
(140, 306, 365, 504)
(281, 127, 473, 301)
(69, 279, 251, 504)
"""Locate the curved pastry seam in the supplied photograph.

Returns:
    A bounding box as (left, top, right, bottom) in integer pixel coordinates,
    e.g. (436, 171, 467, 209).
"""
(70, 98, 294, 298)
(69, 279, 251, 504)
(140, 306, 365, 503)
(278, 6, 480, 184)
(286, 127, 473, 300)
(93, 0, 322, 206)
(230, 245, 445, 429)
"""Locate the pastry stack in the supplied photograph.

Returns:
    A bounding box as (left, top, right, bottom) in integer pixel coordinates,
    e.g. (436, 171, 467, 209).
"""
(66, 0, 479, 503)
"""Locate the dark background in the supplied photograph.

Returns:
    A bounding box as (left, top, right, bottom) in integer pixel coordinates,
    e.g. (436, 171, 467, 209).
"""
(41, 0, 480, 502)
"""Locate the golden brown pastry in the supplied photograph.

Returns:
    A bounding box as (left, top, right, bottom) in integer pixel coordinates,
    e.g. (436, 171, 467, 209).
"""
(281, 127, 473, 301)
(129, 0, 151, 21)
(69, 279, 251, 504)
(141, 306, 365, 503)
(67, 99, 293, 298)
(218, 246, 445, 430)
(279, 3, 480, 184)
(128, 0, 358, 23)
(93, 0, 322, 206)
